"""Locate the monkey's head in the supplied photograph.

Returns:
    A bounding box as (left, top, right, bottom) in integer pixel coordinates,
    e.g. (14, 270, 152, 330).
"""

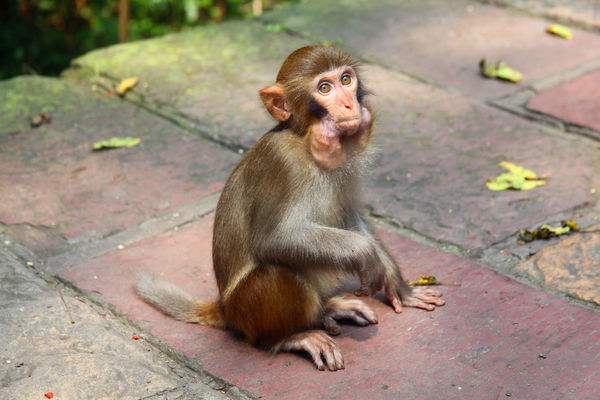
(259, 45, 371, 139)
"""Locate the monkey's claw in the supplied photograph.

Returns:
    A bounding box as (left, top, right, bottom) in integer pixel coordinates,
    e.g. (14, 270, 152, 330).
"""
(280, 330, 344, 371)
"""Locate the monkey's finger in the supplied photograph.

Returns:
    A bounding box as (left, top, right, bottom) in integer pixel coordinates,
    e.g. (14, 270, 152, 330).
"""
(414, 292, 446, 306)
(385, 284, 402, 313)
(404, 298, 435, 311)
(323, 316, 342, 336)
(305, 344, 326, 371)
(322, 344, 339, 371)
(332, 344, 345, 370)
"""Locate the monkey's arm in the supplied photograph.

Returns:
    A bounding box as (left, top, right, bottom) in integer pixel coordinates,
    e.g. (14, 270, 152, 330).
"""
(255, 222, 384, 292)
(350, 211, 445, 312)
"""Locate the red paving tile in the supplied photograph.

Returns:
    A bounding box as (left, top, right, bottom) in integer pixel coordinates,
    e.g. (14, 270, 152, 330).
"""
(527, 70, 600, 132)
(60, 215, 600, 400)
(269, 0, 600, 100)
(0, 78, 238, 255)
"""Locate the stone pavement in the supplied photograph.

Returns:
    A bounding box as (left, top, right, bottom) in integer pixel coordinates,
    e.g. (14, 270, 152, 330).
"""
(1, 0, 600, 399)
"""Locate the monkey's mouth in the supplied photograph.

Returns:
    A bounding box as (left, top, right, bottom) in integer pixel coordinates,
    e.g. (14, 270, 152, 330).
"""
(335, 117, 361, 134)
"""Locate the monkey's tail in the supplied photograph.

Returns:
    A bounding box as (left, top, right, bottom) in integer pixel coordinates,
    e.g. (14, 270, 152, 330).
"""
(135, 274, 225, 328)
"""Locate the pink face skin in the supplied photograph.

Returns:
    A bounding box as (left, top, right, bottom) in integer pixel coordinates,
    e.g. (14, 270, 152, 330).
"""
(312, 66, 368, 138)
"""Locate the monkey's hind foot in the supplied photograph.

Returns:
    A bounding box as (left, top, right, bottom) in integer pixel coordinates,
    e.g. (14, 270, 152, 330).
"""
(278, 330, 344, 371)
(322, 296, 378, 336)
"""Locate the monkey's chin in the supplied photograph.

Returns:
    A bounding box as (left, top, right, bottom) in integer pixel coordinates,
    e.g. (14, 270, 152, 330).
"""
(335, 119, 361, 136)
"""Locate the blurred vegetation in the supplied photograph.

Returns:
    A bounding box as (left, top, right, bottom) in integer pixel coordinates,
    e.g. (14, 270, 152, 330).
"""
(0, 0, 288, 80)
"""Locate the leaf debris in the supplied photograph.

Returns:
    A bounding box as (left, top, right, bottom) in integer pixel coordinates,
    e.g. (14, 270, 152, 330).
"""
(518, 220, 579, 243)
(546, 24, 573, 40)
(116, 77, 139, 97)
(30, 112, 51, 128)
(479, 59, 523, 83)
(486, 161, 545, 191)
(92, 137, 141, 151)
(408, 275, 439, 286)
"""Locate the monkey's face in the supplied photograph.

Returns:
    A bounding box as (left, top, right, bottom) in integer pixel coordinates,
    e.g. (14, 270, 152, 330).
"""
(310, 66, 364, 137)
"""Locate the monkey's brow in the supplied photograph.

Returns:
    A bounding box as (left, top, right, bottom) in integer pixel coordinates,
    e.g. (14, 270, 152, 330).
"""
(316, 66, 354, 82)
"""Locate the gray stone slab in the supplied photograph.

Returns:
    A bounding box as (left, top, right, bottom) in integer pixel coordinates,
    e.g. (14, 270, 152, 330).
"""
(483, 0, 600, 29)
(0, 77, 238, 257)
(266, 0, 600, 100)
(68, 21, 310, 148)
(363, 64, 600, 250)
(0, 246, 230, 400)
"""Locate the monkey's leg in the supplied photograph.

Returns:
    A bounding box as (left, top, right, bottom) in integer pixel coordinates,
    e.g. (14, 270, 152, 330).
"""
(222, 266, 344, 371)
(322, 296, 378, 336)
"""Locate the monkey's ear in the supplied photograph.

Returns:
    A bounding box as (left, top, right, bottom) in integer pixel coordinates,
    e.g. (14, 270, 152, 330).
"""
(259, 85, 290, 121)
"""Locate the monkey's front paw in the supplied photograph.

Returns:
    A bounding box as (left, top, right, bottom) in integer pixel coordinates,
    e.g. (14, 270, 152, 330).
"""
(401, 288, 445, 311)
(323, 296, 378, 335)
(280, 330, 344, 371)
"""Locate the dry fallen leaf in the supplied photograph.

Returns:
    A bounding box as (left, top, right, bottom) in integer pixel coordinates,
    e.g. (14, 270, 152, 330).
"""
(546, 24, 573, 40)
(116, 77, 139, 96)
(93, 137, 140, 151)
(408, 275, 439, 286)
(518, 220, 578, 243)
(30, 112, 51, 128)
(479, 59, 523, 83)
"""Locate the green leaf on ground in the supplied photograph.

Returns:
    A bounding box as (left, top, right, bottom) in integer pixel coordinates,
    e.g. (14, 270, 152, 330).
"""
(546, 24, 573, 40)
(518, 220, 579, 243)
(93, 137, 140, 150)
(486, 161, 545, 191)
(479, 59, 523, 83)
(265, 23, 287, 32)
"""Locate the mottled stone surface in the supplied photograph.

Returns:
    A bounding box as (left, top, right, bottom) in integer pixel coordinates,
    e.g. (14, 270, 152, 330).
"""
(364, 64, 599, 250)
(0, 246, 229, 400)
(527, 69, 600, 132)
(59, 215, 600, 400)
(483, 0, 600, 29)
(266, 0, 600, 99)
(0, 77, 238, 256)
(70, 21, 310, 148)
(516, 225, 600, 305)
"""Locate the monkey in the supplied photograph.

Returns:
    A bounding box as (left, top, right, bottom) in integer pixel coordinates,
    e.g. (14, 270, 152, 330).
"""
(136, 45, 444, 372)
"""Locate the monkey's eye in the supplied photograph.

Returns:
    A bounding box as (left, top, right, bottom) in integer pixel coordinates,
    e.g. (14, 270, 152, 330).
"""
(318, 82, 332, 94)
(341, 74, 352, 85)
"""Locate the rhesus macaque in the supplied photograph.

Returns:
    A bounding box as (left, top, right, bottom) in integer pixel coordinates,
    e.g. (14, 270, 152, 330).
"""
(137, 45, 444, 371)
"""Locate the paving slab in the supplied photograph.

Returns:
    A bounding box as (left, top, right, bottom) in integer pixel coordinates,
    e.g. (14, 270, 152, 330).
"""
(527, 69, 600, 132)
(266, 0, 600, 100)
(363, 64, 599, 250)
(0, 76, 238, 257)
(0, 245, 230, 400)
(68, 21, 310, 148)
(516, 225, 600, 305)
(57, 214, 600, 400)
(483, 0, 600, 30)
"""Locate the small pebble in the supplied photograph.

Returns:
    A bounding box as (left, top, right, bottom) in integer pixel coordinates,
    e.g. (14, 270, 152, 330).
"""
(117, 244, 125, 250)
(26, 261, 34, 267)
(3, 240, 10, 245)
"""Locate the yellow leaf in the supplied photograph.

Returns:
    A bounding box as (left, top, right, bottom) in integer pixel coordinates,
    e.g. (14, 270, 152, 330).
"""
(408, 275, 438, 286)
(116, 77, 139, 96)
(486, 162, 545, 191)
(495, 62, 523, 83)
(498, 161, 538, 179)
(520, 180, 546, 190)
(479, 59, 523, 83)
(93, 137, 141, 150)
(547, 24, 573, 40)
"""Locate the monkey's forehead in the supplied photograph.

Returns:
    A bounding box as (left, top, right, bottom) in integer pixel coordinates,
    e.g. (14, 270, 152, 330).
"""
(277, 46, 360, 83)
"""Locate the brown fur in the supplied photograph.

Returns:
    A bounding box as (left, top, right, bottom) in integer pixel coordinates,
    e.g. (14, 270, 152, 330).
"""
(136, 46, 443, 371)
